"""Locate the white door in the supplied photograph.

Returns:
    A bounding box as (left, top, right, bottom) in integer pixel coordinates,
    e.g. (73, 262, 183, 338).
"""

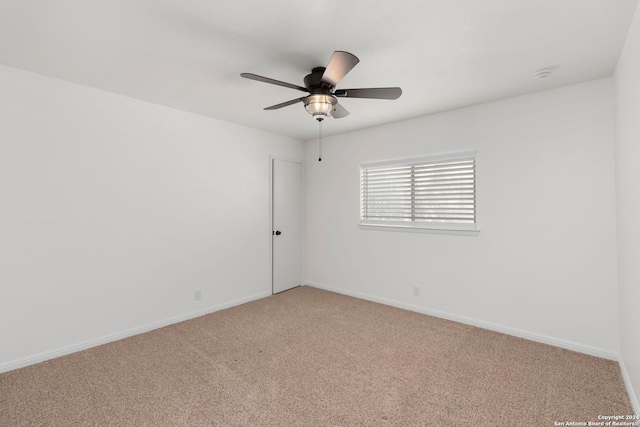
(272, 159, 302, 294)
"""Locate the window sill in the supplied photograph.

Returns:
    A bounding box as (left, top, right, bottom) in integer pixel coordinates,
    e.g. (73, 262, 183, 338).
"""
(358, 223, 480, 236)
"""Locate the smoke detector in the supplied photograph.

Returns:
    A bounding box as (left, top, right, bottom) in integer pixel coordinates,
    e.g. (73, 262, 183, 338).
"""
(534, 68, 552, 80)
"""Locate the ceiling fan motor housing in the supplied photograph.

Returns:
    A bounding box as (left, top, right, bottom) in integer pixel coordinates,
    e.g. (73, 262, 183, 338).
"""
(304, 67, 332, 92)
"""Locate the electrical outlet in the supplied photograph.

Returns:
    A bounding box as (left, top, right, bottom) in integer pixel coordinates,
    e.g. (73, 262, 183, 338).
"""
(413, 286, 421, 297)
(194, 289, 202, 301)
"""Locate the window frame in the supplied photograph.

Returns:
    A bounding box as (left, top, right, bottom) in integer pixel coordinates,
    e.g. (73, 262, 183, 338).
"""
(359, 151, 478, 235)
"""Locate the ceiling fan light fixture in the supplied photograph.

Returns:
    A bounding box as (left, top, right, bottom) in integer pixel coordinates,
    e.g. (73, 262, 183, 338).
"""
(304, 94, 337, 120)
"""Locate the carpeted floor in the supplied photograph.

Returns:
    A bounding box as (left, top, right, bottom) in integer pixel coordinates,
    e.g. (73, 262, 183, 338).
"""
(0, 286, 633, 426)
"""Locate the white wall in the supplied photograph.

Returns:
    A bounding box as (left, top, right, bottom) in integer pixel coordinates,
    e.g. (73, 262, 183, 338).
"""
(304, 78, 619, 357)
(0, 65, 302, 369)
(614, 1, 640, 414)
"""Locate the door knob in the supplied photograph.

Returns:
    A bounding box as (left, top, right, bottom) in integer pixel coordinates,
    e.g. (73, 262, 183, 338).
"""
(275, 230, 282, 236)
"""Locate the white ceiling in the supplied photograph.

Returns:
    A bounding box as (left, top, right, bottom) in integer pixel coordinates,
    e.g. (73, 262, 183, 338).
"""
(1, 0, 637, 141)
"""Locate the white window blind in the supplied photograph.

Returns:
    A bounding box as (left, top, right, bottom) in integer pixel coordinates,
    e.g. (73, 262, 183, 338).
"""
(360, 152, 476, 231)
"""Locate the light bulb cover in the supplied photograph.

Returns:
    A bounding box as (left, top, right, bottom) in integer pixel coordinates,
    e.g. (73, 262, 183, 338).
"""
(304, 94, 337, 119)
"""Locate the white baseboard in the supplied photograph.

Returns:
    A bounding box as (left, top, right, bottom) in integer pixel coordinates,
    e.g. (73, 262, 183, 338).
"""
(0, 291, 271, 374)
(619, 357, 640, 416)
(304, 281, 619, 361)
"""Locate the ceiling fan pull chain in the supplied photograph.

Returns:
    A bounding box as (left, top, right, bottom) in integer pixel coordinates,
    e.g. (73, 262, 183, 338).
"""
(318, 118, 323, 162)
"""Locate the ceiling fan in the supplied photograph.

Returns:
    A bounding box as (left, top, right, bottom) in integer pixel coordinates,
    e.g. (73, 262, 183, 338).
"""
(240, 51, 402, 122)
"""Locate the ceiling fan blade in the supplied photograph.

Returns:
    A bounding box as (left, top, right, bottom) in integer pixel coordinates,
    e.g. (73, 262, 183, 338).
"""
(331, 102, 350, 119)
(240, 73, 308, 92)
(321, 51, 360, 87)
(264, 97, 306, 110)
(334, 87, 402, 100)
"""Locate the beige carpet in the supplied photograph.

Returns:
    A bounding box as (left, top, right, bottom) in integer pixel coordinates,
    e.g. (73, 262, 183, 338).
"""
(0, 286, 633, 426)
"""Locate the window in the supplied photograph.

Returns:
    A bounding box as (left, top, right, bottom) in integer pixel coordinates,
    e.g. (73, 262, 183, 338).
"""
(360, 151, 476, 232)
